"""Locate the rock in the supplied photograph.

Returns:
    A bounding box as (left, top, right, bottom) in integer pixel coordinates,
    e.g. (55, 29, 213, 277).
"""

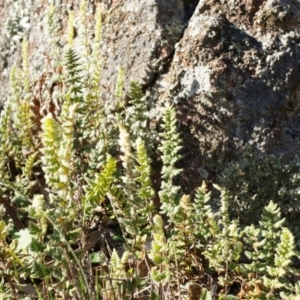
(153, 0, 300, 226)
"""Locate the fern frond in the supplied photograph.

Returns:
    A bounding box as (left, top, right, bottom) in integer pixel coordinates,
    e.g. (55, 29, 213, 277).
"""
(158, 104, 182, 219)
(124, 81, 149, 143)
(65, 49, 83, 101)
(150, 214, 170, 284)
(214, 184, 230, 228)
(135, 138, 155, 206)
(0, 100, 13, 156)
(16, 101, 35, 150)
(40, 113, 61, 189)
(56, 100, 78, 199)
(6, 40, 36, 164)
(192, 185, 216, 242)
(84, 155, 117, 206)
(23, 152, 38, 178)
(21, 39, 30, 94)
(117, 126, 152, 242)
(259, 200, 286, 266)
(0, 103, 13, 192)
(7, 65, 23, 165)
(47, 4, 60, 36)
(275, 227, 295, 270)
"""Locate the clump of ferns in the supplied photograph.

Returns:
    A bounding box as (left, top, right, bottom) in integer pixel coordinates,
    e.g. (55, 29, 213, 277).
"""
(149, 104, 203, 290)
(0, 38, 39, 200)
(202, 186, 243, 294)
(241, 201, 299, 298)
(80, 6, 108, 177)
(0, 205, 26, 298)
(83, 81, 156, 297)
(99, 81, 155, 249)
(37, 105, 90, 298)
(24, 7, 98, 296)
(0, 82, 15, 194)
(63, 6, 108, 180)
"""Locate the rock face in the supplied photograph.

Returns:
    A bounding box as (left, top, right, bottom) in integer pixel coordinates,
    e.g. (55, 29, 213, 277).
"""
(155, 0, 300, 228)
(1, 0, 300, 231)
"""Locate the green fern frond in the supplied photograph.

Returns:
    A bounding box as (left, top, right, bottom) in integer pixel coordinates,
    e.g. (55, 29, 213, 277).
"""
(7, 65, 23, 164)
(65, 49, 83, 101)
(259, 200, 286, 266)
(23, 152, 38, 178)
(193, 184, 216, 242)
(125, 81, 149, 143)
(6, 40, 36, 164)
(85, 155, 117, 206)
(159, 105, 182, 167)
(0, 100, 13, 156)
(10, 39, 35, 155)
(47, 4, 60, 36)
(56, 100, 78, 199)
(275, 227, 295, 270)
(214, 184, 230, 228)
(135, 138, 155, 206)
(150, 214, 170, 284)
(158, 104, 182, 219)
(117, 126, 153, 242)
(40, 113, 61, 189)
(21, 39, 30, 94)
(16, 101, 35, 150)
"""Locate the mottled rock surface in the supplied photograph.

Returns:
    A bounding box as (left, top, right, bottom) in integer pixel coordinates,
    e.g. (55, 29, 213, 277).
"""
(1, 0, 300, 234)
(155, 0, 300, 228)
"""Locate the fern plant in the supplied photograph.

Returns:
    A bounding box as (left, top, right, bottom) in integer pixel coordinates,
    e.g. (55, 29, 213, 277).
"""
(202, 185, 243, 293)
(242, 201, 299, 298)
(1, 1, 300, 300)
